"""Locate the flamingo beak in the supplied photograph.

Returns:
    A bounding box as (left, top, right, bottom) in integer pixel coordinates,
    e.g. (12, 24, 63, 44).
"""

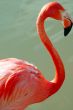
(62, 11, 73, 36)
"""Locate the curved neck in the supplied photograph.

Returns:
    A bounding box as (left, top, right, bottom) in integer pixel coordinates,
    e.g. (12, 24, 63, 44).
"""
(36, 14, 65, 95)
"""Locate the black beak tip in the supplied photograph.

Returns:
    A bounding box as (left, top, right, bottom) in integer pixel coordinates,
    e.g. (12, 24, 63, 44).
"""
(64, 22, 73, 36)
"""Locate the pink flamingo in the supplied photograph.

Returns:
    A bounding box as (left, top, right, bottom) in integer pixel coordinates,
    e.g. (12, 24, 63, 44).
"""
(0, 2, 72, 110)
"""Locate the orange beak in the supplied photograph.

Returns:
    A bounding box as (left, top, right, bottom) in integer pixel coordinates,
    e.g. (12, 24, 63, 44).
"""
(62, 11, 73, 36)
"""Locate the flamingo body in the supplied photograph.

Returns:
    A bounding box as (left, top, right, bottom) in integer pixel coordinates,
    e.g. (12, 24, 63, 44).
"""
(0, 2, 72, 110)
(0, 58, 49, 110)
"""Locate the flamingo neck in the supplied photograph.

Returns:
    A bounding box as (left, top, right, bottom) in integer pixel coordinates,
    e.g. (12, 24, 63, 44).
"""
(36, 14, 65, 96)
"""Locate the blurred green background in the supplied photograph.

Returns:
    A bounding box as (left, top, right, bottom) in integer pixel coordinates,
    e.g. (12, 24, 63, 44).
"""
(0, 0, 73, 110)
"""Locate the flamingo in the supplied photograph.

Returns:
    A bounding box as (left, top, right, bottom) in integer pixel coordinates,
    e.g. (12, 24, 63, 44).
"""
(0, 2, 73, 110)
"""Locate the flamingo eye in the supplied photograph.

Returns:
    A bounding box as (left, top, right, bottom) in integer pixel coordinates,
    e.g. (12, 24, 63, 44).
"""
(62, 10, 72, 20)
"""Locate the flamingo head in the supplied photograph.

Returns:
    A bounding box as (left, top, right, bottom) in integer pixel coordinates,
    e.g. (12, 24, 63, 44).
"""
(38, 2, 73, 36)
